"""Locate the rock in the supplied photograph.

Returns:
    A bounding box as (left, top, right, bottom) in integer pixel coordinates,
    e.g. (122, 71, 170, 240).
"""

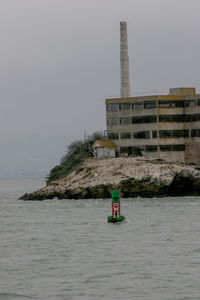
(19, 157, 200, 200)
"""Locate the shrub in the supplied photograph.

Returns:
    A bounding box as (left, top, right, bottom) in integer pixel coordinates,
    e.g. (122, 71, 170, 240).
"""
(46, 131, 104, 183)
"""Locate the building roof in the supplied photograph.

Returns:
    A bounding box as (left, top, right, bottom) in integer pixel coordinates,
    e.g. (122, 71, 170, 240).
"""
(94, 140, 116, 149)
(106, 87, 197, 103)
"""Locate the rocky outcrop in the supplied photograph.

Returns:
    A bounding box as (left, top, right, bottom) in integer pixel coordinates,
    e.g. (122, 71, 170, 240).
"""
(20, 157, 200, 200)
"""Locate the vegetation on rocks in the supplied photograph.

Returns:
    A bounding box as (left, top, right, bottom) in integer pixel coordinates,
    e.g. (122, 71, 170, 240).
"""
(19, 134, 200, 201)
(46, 131, 103, 183)
(20, 173, 200, 200)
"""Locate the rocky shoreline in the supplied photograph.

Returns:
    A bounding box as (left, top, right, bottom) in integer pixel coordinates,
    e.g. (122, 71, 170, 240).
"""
(20, 157, 200, 200)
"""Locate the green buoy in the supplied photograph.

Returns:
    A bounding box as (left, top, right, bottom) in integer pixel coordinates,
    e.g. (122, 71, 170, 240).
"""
(107, 190, 125, 223)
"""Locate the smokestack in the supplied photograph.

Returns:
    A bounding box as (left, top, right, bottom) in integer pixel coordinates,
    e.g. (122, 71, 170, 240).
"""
(120, 21, 131, 98)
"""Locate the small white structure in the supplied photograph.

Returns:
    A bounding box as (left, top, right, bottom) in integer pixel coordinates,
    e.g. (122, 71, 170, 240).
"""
(93, 140, 116, 158)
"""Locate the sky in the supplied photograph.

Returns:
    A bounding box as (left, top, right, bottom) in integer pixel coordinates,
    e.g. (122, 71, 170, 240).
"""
(1, 0, 200, 177)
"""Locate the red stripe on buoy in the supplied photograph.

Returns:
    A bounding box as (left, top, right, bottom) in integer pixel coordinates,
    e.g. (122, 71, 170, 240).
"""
(112, 202, 121, 218)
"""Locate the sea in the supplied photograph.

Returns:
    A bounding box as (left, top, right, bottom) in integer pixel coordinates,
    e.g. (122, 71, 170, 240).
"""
(0, 178, 200, 300)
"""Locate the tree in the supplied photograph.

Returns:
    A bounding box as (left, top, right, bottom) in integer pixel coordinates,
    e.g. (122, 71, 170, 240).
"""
(47, 131, 104, 183)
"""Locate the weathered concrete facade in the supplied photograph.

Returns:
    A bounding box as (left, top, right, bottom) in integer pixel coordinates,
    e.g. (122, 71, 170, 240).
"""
(106, 87, 200, 163)
(93, 140, 116, 158)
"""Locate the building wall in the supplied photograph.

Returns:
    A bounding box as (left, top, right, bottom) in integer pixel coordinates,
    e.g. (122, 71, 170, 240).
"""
(105, 89, 200, 163)
(185, 143, 200, 164)
(96, 148, 116, 158)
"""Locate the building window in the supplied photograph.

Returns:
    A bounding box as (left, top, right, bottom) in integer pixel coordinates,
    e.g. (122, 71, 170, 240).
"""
(159, 130, 189, 138)
(172, 130, 189, 138)
(132, 115, 157, 124)
(183, 100, 190, 107)
(172, 145, 185, 151)
(159, 101, 170, 108)
(132, 102, 144, 109)
(145, 145, 158, 152)
(108, 133, 119, 139)
(121, 132, 132, 139)
(144, 100, 156, 109)
(159, 114, 200, 123)
(134, 131, 150, 139)
(191, 129, 200, 137)
(159, 114, 184, 122)
(159, 145, 185, 151)
(160, 145, 172, 151)
(134, 146, 145, 152)
(107, 119, 120, 125)
(120, 147, 129, 154)
(184, 114, 196, 122)
(152, 131, 158, 138)
(183, 100, 196, 107)
(119, 102, 131, 110)
(120, 146, 144, 156)
(197, 99, 200, 106)
(107, 103, 119, 111)
(120, 117, 131, 124)
(158, 100, 184, 108)
(159, 100, 196, 108)
(159, 130, 171, 138)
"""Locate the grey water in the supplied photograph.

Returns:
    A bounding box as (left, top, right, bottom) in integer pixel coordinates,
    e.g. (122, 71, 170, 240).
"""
(0, 179, 200, 300)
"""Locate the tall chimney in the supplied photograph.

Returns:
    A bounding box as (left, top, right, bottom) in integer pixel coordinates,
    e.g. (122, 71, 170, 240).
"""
(120, 21, 131, 98)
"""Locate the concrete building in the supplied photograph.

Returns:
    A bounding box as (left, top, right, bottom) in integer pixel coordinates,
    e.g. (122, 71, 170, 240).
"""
(105, 22, 200, 163)
(106, 87, 200, 163)
(93, 140, 116, 158)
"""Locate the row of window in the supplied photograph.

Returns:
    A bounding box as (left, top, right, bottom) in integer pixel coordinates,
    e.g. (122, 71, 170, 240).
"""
(120, 146, 158, 154)
(132, 115, 157, 124)
(152, 130, 190, 138)
(159, 114, 200, 122)
(158, 100, 197, 108)
(159, 130, 189, 138)
(111, 131, 151, 139)
(120, 144, 185, 154)
(107, 99, 200, 111)
(107, 114, 200, 125)
(107, 102, 156, 111)
(108, 129, 200, 140)
(107, 116, 157, 125)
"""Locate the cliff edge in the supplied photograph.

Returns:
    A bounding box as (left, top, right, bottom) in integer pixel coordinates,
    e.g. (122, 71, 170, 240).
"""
(20, 157, 200, 200)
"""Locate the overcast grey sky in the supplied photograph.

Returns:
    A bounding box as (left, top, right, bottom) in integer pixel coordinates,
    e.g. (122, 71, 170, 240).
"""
(1, 0, 200, 177)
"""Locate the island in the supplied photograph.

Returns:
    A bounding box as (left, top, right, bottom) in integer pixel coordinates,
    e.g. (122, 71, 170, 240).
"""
(20, 156, 200, 200)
